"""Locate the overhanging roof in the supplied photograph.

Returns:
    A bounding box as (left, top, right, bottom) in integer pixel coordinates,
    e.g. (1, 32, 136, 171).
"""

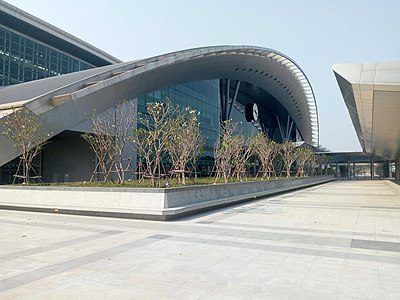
(0, 45, 318, 166)
(324, 152, 387, 163)
(333, 61, 400, 160)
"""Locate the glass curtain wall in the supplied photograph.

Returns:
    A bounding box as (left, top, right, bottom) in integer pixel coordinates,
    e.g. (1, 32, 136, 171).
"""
(137, 79, 220, 174)
(137, 79, 261, 176)
(0, 26, 93, 86)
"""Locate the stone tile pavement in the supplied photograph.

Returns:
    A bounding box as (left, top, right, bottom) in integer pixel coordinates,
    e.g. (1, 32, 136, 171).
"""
(0, 180, 399, 299)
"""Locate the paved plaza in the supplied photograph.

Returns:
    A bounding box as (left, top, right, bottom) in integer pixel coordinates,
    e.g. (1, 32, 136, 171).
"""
(0, 180, 400, 299)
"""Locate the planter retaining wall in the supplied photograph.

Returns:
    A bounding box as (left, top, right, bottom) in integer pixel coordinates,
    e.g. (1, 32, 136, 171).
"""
(0, 176, 335, 220)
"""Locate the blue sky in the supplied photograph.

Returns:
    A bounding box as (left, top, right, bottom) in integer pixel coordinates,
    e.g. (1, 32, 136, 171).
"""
(7, 0, 400, 151)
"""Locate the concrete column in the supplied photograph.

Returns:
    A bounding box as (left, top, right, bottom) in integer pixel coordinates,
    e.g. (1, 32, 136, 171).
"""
(370, 160, 374, 180)
(335, 162, 338, 178)
(348, 161, 351, 180)
(396, 158, 400, 182)
(383, 161, 390, 179)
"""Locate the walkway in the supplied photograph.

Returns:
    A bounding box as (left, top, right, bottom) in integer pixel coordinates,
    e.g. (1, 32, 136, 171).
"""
(0, 180, 399, 299)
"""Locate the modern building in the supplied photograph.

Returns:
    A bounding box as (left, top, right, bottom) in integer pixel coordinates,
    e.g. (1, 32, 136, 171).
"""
(333, 61, 400, 181)
(0, 0, 319, 183)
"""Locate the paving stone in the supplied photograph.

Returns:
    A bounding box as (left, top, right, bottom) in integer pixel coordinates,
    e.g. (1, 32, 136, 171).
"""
(0, 180, 399, 298)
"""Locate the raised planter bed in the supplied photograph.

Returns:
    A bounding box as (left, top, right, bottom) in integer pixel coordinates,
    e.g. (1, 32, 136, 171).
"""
(0, 176, 335, 220)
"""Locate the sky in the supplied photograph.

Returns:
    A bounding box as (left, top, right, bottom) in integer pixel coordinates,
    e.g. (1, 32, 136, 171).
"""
(6, 0, 400, 151)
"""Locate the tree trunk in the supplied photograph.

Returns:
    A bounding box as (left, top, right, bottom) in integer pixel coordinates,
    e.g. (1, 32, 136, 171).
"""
(24, 159, 29, 184)
(182, 168, 186, 185)
(118, 154, 124, 184)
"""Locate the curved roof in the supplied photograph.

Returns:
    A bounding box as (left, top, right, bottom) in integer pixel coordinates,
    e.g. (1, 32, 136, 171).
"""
(0, 45, 319, 165)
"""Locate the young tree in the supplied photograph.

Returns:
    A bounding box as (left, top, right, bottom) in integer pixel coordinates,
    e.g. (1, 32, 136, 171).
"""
(317, 154, 330, 175)
(231, 134, 254, 181)
(273, 152, 284, 178)
(166, 107, 204, 185)
(131, 99, 177, 187)
(82, 114, 116, 182)
(0, 108, 48, 184)
(308, 153, 318, 176)
(83, 100, 136, 183)
(214, 120, 240, 183)
(111, 101, 136, 184)
(279, 140, 297, 178)
(252, 133, 278, 179)
(295, 147, 314, 177)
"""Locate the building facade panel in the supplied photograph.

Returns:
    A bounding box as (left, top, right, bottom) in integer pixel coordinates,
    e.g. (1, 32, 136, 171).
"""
(333, 61, 400, 163)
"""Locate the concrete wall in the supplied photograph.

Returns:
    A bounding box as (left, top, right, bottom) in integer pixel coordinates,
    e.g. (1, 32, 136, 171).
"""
(163, 176, 332, 209)
(0, 176, 335, 220)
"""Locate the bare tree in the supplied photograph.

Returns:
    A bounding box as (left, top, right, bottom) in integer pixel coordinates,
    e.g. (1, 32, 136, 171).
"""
(252, 133, 278, 179)
(316, 154, 330, 175)
(295, 147, 313, 177)
(214, 121, 241, 183)
(131, 99, 177, 187)
(0, 108, 47, 184)
(82, 114, 116, 182)
(111, 101, 136, 184)
(279, 140, 297, 178)
(83, 100, 136, 183)
(231, 134, 254, 181)
(273, 153, 284, 178)
(166, 107, 204, 185)
(307, 153, 318, 176)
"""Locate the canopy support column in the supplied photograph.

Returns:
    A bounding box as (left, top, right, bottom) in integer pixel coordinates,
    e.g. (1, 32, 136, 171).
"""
(219, 79, 241, 123)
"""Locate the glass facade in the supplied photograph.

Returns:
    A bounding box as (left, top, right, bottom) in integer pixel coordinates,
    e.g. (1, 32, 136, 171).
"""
(137, 79, 258, 176)
(138, 80, 220, 158)
(137, 80, 260, 161)
(0, 26, 93, 86)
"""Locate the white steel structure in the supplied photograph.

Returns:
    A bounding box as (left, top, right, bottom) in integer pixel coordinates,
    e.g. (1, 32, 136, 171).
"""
(0, 46, 319, 168)
(333, 61, 400, 180)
